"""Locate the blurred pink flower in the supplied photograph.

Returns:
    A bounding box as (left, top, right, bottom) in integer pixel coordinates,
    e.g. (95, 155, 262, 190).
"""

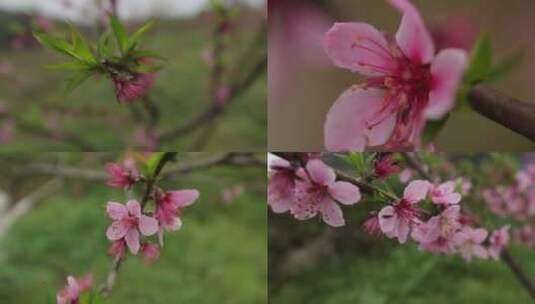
(0, 118, 15, 144)
(106, 200, 159, 254)
(431, 14, 479, 51)
(399, 168, 413, 183)
(108, 239, 127, 261)
(323, 0, 468, 151)
(134, 126, 159, 151)
(215, 85, 231, 107)
(268, 158, 298, 213)
(412, 205, 461, 253)
(429, 181, 461, 206)
(221, 184, 244, 204)
(378, 180, 431, 243)
(488, 225, 510, 260)
(269, 0, 332, 103)
(292, 159, 361, 227)
(56, 273, 93, 304)
(363, 213, 382, 237)
(105, 158, 140, 189)
(112, 73, 157, 103)
(141, 242, 160, 264)
(453, 227, 488, 262)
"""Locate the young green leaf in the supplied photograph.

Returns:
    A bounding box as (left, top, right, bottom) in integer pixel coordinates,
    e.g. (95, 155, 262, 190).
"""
(128, 19, 155, 50)
(145, 152, 166, 177)
(46, 61, 96, 71)
(34, 31, 74, 57)
(487, 49, 525, 82)
(63, 70, 94, 94)
(109, 14, 129, 54)
(464, 34, 493, 84)
(69, 24, 95, 63)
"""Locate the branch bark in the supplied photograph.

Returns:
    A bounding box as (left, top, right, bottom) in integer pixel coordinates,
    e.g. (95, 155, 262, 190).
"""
(469, 84, 535, 142)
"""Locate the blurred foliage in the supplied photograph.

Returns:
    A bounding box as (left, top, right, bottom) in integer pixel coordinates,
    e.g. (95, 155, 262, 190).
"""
(269, 153, 535, 303)
(0, 153, 266, 304)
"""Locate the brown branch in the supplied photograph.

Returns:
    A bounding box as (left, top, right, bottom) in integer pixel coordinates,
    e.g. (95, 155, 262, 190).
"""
(469, 84, 535, 142)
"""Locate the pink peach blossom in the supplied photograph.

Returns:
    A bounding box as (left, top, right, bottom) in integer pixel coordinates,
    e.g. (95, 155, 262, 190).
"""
(106, 200, 159, 254)
(105, 158, 140, 189)
(323, 0, 467, 151)
(488, 225, 510, 260)
(453, 227, 489, 262)
(56, 273, 93, 304)
(268, 159, 298, 213)
(412, 205, 461, 253)
(108, 239, 127, 262)
(291, 159, 361, 227)
(378, 180, 430, 243)
(141, 242, 160, 264)
(429, 181, 461, 206)
(374, 155, 400, 178)
(154, 189, 199, 232)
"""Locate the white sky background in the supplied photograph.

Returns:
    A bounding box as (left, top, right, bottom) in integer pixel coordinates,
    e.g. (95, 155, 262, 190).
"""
(0, 0, 264, 23)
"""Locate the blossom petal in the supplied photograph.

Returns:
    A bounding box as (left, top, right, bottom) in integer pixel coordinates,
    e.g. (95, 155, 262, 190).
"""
(443, 192, 461, 205)
(378, 206, 396, 233)
(106, 220, 130, 241)
(404, 180, 431, 204)
(168, 190, 200, 208)
(126, 200, 142, 218)
(473, 228, 488, 243)
(106, 202, 128, 220)
(325, 88, 396, 151)
(306, 159, 336, 185)
(139, 215, 159, 236)
(323, 22, 396, 76)
(329, 181, 361, 205)
(426, 49, 468, 119)
(389, 0, 435, 64)
(396, 218, 410, 243)
(125, 229, 140, 254)
(321, 198, 345, 227)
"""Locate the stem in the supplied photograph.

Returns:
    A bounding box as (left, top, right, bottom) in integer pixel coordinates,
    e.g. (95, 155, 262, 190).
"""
(501, 249, 535, 300)
(469, 84, 535, 142)
(100, 152, 175, 296)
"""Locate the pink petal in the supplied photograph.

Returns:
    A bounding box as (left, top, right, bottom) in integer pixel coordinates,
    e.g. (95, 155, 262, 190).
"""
(378, 206, 396, 233)
(443, 192, 461, 205)
(106, 220, 130, 241)
(426, 49, 468, 119)
(306, 159, 336, 186)
(473, 228, 488, 243)
(389, 0, 435, 64)
(125, 228, 140, 254)
(106, 202, 128, 220)
(396, 218, 410, 243)
(323, 22, 396, 76)
(324, 88, 396, 151)
(66, 276, 80, 298)
(329, 181, 361, 205)
(168, 189, 200, 208)
(404, 180, 431, 204)
(126, 200, 142, 218)
(438, 181, 456, 193)
(321, 198, 345, 227)
(165, 216, 183, 231)
(473, 245, 489, 259)
(138, 215, 159, 236)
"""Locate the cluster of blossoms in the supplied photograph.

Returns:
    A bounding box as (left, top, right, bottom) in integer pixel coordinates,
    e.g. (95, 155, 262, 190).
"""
(323, 0, 468, 151)
(104, 157, 200, 264)
(375, 179, 508, 261)
(56, 274, 93, 304)
(268, 156, 361, 227)
(268, 154, 509, 262)
(481, 163, 535, 249)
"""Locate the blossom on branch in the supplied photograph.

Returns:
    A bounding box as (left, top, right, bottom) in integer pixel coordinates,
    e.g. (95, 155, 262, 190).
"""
(56, 273, 93, 304)
(105, 158, 140, 189)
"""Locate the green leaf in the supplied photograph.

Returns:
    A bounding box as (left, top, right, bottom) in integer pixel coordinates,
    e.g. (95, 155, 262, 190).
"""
(63, 70, 94, 94)
(128, 19, 155, 49)
(46, 61, 96, 71)
(109, 14, 129, 54)
(97, 31, 114, 58)
(145, 152, 166, 177)
(344, 152, 366, 173)
(422, 114, 450, 144)
(69, 23, 95, 62)
(464, 34, 493, 84)
(487, 49, 525, 82)
(34, 31, 74, 57)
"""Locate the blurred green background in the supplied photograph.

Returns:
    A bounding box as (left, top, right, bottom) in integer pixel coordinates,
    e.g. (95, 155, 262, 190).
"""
(268, 0, 535, 151)
(269, 153, 535, 303)
(0, 153, 266, 304)
(0, 7, 266, 151)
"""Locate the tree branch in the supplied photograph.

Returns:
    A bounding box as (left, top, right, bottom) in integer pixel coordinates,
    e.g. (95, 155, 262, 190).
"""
(469, 84, 535, 142)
